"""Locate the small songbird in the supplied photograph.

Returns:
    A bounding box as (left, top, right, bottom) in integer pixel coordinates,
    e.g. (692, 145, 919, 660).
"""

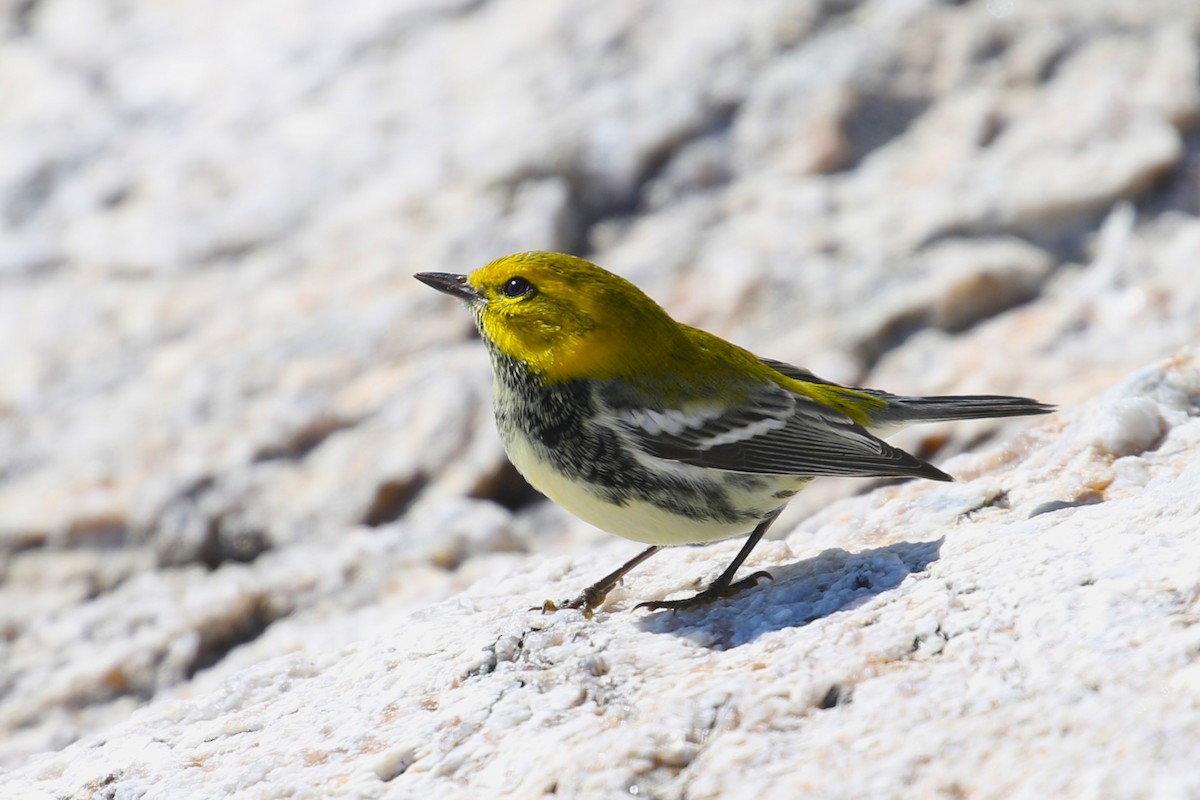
(415, 252, 1052, 615)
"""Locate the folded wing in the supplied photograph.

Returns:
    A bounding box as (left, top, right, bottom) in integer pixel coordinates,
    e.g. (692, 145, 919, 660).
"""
(598, 379, 949, 481)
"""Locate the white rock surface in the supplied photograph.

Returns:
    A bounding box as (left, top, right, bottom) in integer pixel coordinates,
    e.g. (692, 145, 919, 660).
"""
(4, 350, 1200, 799)
(3, 0, 1200, 797)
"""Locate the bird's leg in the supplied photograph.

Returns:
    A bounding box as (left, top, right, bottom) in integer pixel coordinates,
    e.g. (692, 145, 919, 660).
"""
(635, 511, 781, 613)
(540, 545, 661, 618)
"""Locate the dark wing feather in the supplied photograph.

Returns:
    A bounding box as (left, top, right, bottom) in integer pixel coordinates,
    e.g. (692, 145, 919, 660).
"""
(758, 356, 827, 385)
(597, 379, 950, 481)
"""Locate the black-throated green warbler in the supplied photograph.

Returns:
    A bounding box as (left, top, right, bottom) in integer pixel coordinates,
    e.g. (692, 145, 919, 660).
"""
(416, 252, 1052, 615)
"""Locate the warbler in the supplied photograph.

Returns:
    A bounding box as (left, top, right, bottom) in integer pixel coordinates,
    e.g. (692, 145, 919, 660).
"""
(415, 252, 1052, 615)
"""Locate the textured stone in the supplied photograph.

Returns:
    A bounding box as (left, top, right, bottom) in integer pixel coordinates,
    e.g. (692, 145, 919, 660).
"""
(3, 0, 1200, 795)
(4, 350, 1199, 799)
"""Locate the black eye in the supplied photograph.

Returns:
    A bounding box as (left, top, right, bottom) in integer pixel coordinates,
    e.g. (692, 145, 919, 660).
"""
(500, 276, 534, 298)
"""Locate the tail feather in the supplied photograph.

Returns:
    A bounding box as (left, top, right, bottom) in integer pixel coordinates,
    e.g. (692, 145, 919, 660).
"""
(870, 393, 1054, 429)
(756, 356, 1054, 431)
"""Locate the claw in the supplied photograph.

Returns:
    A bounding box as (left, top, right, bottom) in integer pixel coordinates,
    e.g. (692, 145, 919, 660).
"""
(531, 545, 661, 618)
(635, 570, 773, 613)
(535, 591, 601, 619)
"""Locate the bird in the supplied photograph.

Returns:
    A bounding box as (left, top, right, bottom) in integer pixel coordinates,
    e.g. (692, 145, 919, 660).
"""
(415, 251, 1052, 615)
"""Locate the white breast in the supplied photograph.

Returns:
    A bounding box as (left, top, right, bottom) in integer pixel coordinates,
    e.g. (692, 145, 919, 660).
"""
(503, 431, 775, 546)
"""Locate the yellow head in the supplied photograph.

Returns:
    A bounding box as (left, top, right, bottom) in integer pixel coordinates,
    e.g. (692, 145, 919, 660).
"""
(415, 252, 688, 383)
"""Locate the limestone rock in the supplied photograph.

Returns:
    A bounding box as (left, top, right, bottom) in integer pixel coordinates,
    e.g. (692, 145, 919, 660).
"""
(3, 0, 1200, 795)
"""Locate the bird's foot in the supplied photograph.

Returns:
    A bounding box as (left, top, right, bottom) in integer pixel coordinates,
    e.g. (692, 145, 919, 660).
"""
(635, 570, 773, 613)
(534, 545, 661, 619)
(536, 585, 609, 619)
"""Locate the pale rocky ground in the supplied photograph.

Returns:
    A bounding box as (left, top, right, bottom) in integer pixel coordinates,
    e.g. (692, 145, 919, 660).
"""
(1, 0, 1199, 798)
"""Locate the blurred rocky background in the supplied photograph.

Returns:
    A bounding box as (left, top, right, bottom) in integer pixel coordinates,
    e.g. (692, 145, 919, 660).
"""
(2, 0, 1199, 796)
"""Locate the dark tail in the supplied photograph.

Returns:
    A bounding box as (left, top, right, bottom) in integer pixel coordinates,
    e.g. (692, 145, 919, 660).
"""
(756, 357, 1054, 431)
(870, 393, 1054, 429)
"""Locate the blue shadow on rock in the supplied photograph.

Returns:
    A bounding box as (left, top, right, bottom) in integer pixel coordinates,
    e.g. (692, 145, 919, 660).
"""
(636, 537, 944, 648)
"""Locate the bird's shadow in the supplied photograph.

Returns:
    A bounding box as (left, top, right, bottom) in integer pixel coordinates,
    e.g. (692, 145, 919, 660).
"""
(633, 537, 944, 648)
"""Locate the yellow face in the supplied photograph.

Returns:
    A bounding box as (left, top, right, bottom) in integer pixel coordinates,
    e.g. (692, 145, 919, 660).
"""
(463, 252, 681, 383)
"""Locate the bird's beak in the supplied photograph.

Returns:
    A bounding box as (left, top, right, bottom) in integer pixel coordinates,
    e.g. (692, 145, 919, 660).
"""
(413, 272, 484, 304)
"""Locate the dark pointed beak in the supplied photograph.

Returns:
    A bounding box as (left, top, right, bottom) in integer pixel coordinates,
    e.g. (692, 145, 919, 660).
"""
(413, 272, 483, 303)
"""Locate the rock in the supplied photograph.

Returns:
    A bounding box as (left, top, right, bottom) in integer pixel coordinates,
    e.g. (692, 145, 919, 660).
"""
(4, 0, 1200, 794)
(847, 236, 1056, 365)
(4, 349, 1199, 798)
